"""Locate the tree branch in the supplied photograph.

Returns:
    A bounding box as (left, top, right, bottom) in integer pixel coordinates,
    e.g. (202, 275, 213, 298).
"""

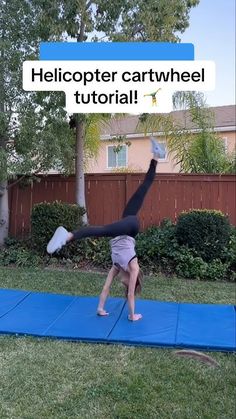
(96, 34, 109, 41)
(7, 165, 44, 190)
(7, 175, 27, 189)
(86, 0, 93, 10)
(77, 19, 85, 41)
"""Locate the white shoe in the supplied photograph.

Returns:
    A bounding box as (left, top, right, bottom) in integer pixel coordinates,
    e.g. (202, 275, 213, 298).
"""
(47, 226, 69, 254)
(150, 137, 166, 159)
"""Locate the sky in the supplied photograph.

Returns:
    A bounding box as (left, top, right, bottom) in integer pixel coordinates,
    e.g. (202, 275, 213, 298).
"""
(179, 0, 235, 107)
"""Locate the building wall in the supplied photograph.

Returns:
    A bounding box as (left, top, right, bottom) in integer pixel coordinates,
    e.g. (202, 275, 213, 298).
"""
(86, 130, 235, 173)
(220, 131, 236, 153)
(87, 136, 179, 173)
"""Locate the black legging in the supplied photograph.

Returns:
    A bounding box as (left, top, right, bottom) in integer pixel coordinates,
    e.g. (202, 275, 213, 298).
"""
(72, 159, 157, 240)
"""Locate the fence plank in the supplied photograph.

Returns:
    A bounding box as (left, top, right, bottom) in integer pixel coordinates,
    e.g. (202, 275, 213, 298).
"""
(9, 173, 236, 237)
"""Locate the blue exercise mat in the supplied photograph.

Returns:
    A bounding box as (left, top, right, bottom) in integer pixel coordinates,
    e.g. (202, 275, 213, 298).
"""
(0, 288, 235, 352)
(108, 300, 180, 347)
(0, 289, 31, 318)
(176, 303, 236, 351)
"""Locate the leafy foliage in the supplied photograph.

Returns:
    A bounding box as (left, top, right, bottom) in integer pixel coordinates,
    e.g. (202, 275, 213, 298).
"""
(93, 0, 200, 42)
(0, 1, 77, 182)
(0, 237, 41, 267)
(176, 209, 231, 262)
(226, 226, 236, 273)
(138, 92, 235, 174)
(169, 92, 234, 173)
(31, 201, 86, 251)
(73, 237, 112, 268)
(2, 211, 235, 280)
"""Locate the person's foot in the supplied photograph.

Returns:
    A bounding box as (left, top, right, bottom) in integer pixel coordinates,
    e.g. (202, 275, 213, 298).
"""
(150, 137, 166, 159)
(128, 313, 142, 321)
(47, 226, 69, 254)
(97, 308, 109, 316)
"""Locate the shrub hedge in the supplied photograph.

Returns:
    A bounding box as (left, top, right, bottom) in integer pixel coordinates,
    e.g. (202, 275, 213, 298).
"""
(31, 201, 86, 252)
(176, 209, 231, 262)
(1, 204, 235, 281)
(0, 237, 41, 267)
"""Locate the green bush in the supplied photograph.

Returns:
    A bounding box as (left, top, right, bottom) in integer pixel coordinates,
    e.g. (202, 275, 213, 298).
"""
(48, 233, 111, 268)
(204, 259, 230, 281)
(135, 218, 234, 281)
(174, 251, 230, 281)
(226, 226, 236, 271)
(4, 207, 234, 281)
(31, 201, 86, 252)
(136, 220, 179, 272)
(175, 253, 207, 280)
(0, 238, 41, 267)
(176, 210, 231, 262)
(73, 237, 111, 268)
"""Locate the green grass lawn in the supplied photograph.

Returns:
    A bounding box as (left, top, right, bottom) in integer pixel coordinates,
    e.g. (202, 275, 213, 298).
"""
(0, 267, 235, 419)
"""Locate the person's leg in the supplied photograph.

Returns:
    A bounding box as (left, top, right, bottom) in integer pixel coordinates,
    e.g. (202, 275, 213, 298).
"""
(73, 154, 159, 239)
(126, 257, 142, 321)
(72, 215, 139, 240)
(97, 265, 119, 316)
(122, 158, 157, 218)
(122, 137, 165, 218)
(47, 215, 139, 254)
(47, 139, 162, 254)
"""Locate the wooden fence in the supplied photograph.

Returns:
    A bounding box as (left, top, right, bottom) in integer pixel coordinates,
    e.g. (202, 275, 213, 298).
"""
(8, 173, 236, 238)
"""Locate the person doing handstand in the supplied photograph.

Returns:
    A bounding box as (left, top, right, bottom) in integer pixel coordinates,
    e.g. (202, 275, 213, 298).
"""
(47, 139, 164, 321)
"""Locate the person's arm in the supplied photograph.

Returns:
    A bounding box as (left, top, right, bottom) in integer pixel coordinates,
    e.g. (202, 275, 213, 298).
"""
(97, 265, 119, 316)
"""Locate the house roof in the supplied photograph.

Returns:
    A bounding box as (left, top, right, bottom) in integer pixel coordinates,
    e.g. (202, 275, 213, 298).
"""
(101, 105, 236, 137)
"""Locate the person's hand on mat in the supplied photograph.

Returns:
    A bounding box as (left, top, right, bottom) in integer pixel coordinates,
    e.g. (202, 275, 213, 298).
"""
(128, 313, 142, 321)
(97, 308, 109, 316)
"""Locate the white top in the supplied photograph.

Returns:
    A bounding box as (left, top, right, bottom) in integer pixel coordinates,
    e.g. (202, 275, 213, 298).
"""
(110, 235, 136, 271)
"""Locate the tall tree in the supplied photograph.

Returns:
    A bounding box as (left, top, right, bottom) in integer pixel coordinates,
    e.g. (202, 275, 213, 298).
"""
(0, 0, 39, 245)
(34, 0, 199, 221)
(0, 0, 200, 243)
(0, 1, 109, 242)
(0, 0, 73, 244)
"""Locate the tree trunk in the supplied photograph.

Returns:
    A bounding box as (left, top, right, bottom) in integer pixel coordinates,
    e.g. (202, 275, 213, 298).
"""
(74, 12, 88, 224)
(75, 118, 88, 224)
(0, 20, 8, 244)
(0, 181, 9, 245)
